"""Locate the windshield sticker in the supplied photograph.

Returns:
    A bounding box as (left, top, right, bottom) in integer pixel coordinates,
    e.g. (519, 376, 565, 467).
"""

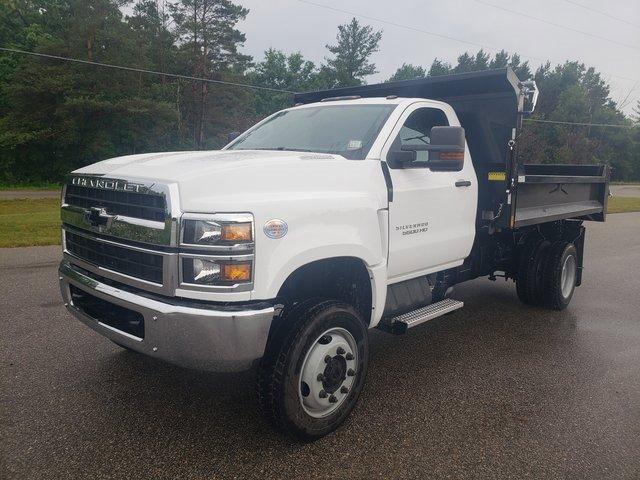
(347, 140, 363, 150)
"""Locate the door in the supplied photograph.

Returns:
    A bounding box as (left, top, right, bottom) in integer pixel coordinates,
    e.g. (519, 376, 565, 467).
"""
(383, 103, 478, 282)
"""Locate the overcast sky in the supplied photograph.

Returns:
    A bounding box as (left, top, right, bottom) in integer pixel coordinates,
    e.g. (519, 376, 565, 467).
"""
(234, 0, 640, 115)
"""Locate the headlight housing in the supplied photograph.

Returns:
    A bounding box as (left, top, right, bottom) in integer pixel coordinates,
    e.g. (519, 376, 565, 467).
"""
(181, 256, 252, 286)
(181, 213, 253, 248)
(179, 213, 254, 290)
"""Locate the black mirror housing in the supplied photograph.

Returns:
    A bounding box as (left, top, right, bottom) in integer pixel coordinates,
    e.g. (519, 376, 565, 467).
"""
(387, 149, 417, 167)
(387, 126, 465, 170)
(426, 126, 465, 172)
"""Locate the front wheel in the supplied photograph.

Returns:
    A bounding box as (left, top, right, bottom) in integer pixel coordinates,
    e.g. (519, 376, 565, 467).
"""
(257, 300, 369, 439)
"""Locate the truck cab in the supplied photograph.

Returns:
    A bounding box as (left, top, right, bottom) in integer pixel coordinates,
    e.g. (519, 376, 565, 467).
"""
(58, 68, 609, 439)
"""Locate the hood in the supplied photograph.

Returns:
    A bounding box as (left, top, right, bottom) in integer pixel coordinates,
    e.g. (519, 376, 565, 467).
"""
(74, 150, 344, 182)
(73, 150, 387, 212)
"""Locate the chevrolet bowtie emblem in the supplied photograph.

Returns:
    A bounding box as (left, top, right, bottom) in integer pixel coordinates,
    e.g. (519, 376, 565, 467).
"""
(84, 207, 115, 229)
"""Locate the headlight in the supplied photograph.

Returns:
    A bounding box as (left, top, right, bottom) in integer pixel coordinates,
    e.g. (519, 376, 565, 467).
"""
(182, 257, 252, 286)
(181, 214, 253, 247)
(180, 213, 254, 289)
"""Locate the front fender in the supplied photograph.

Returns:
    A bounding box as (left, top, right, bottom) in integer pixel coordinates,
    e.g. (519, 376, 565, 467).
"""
(251, 200, 387, 302)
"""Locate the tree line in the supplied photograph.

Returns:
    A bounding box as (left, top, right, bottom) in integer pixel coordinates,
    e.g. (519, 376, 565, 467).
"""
(1, 0, 638, 184)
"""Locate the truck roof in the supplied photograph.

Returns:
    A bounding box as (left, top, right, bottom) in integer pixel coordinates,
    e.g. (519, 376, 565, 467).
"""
(289, 96, 449, 109)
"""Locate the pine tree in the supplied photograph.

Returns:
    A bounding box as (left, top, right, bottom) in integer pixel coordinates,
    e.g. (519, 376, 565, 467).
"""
(250, 48, 318, 115)
(323, 18, 382, 88)
(0, 0, 178, 182)
(170, 0, 251, 148)
(509, 53, 531, 79)
(387, 64, 426, 82)
(453, 52, 475, 73)
(489, 50, 510, 69)
(428, 58, 452, 77)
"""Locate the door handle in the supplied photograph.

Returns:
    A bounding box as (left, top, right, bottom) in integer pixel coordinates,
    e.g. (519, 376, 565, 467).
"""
(455, 180, 472, 187)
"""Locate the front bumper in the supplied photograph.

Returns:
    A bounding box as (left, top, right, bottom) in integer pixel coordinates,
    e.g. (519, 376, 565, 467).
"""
(59, 260, 275, 372)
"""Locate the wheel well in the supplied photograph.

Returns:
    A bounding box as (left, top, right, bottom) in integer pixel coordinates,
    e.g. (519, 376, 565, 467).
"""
(276, 257, 373, 326)
(511, 220, 585, 278)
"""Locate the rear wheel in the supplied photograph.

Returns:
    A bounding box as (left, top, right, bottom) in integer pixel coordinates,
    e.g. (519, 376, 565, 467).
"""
(516, 238, 550, 305)
(526, 240, 552, 305)
(257, 300, 369, 440)
(541, 241, 578, 310)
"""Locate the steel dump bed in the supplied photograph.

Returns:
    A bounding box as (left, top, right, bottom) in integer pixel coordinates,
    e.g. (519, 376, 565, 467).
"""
(295, 68, 610, 229)
(513, 164, 608, 227)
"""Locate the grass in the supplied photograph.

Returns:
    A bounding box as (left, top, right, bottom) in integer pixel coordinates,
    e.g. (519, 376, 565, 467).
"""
(0, 198, 61, 248)
(0, 195, 639, 248)
(607, 196, 640, 214)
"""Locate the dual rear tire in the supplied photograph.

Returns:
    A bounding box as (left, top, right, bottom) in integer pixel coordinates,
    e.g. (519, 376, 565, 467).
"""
(516, 239, 578, 310)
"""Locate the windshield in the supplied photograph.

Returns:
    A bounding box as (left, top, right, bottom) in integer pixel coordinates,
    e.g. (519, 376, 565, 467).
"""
(228, 104, 396, 160)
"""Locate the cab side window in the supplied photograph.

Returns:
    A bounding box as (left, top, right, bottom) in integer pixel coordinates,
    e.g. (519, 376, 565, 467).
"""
(395, 107, 449, 164)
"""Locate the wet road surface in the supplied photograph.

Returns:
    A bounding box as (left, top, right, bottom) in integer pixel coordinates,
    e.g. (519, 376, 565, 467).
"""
(610, 184, 640, 198)
(1, 213, 639, 479)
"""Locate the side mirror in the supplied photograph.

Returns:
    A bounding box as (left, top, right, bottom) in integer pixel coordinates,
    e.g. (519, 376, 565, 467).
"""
(227, 131, 241, 143)
(520, 80, 539, 115)
(398, 126, 465, 171)
(387, 126, 466, 170)
(387, 149, 416, 167)
(425, 126, 465, 172)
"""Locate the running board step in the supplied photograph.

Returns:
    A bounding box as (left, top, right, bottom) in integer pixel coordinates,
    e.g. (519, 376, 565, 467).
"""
(385, 299, 464, 334)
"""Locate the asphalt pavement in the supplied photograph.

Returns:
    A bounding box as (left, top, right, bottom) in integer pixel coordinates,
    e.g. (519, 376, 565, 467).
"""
(0, 190, 60, 200)
(611, 185, 640, 198)
(1, 213, 639, 479)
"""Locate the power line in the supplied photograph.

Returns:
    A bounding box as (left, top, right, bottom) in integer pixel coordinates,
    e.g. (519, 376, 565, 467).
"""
(296, 0, 489, 52)
(523, 118, 637, 128)
(474, 0, 640, 52)
(2, 48, 636, 128)
(0, 47, 296, 94)
(293, 0, 639, 83)
(560, 0, 640, 30)
(618, 81, 638, 110)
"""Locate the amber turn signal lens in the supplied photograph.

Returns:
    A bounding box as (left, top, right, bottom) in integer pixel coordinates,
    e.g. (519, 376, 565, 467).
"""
(221, 263, 252, 281)
(440, 151, 464, 161)
(221, 223, 252, 242)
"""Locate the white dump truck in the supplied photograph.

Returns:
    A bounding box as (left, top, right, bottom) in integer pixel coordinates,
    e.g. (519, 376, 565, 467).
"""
(59, 68, 609, 438)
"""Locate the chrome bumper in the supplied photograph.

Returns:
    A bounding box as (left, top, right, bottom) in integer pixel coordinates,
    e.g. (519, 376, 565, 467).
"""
(58, 260, 275, 372)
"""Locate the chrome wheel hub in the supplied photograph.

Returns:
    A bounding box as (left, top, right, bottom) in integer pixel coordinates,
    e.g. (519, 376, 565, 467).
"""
(299, 327, 358, 418)
(561, 254, 577, 299)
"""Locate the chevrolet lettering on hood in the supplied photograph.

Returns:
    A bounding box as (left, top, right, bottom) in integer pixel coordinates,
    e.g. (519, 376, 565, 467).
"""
(70, 176, 149, 193)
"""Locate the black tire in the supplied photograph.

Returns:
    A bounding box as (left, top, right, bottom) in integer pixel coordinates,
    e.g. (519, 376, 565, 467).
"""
(516, 237, 540, 304)
(525, 240, 552, 305)
(257, 300, 369, 440)
(541, 241, 578, 310)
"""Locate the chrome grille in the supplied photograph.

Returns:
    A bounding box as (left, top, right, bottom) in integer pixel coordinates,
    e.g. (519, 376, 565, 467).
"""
(61, 177, 175, 247)
(65, 231, 164, 284)
(65, 184, 166, 222)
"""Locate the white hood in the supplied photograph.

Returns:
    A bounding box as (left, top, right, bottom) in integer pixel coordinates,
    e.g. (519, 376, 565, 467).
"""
(73, 150, 388, 212)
